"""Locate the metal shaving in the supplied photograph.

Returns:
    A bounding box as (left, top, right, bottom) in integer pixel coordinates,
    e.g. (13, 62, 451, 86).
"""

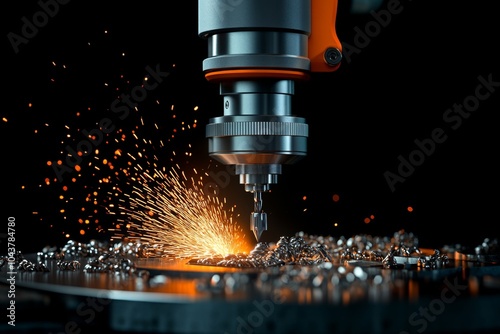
(1, 230, 484, 275)
(417, 249, 450, 269)
(189, 230, 424, 268)
(17, 259, 50, 272)
(442, 237, 499, 263)
(5, 239, 151, 276)
(189, 235, 331, 268)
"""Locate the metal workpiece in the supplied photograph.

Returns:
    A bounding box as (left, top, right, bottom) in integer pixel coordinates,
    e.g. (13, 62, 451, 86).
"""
(3, 232, 500, 334)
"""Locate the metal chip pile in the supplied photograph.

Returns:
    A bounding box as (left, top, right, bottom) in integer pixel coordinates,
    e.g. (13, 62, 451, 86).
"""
(2, 230, 487, 273)
(189, 235, 332, 268)
(189, 230, 425, 268)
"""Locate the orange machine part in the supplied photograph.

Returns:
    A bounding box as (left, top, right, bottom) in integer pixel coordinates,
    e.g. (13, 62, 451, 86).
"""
(205, 69, 310, 82)
(309, 0, 342, 72)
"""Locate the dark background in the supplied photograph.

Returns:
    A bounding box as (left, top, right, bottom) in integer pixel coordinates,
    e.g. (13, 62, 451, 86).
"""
(2, 0, 498, 253)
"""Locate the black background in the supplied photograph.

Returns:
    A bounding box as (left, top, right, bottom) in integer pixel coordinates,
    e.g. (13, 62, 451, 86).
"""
(2, 0, 499, 253)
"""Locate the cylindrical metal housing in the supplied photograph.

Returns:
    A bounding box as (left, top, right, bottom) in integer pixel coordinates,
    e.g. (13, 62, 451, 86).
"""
(199, 0, 311, 192)
(198, 0, 311, 37)
(198, 0, 311, 73)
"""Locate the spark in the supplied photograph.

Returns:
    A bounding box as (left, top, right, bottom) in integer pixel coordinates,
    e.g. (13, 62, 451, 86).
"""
(44, 88, 249, 258)
(37, 45, 250, 257)
(109, 165, 249, 259)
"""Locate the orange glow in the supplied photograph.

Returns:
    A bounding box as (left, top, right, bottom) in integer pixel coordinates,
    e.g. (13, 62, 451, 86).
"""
(57, 160, 63, 165)
(469, 277, 479, 297)
(2, 117, 7, 122)
(109, 165, 252, 258)
(332, 194, 340, 202)
(47, 161, 52, 166)
(407, 206, 414, 212)
(302, 196, 307, 201)
(370, 214, 375, 219)
(408, 280, 419, 302)
(342, 290, 351, 304)
(72, 178, 77, 182)
(364, 217, 371, 224)
(45, 178, 50, 185)
(75, 165, 81, 172)
(80, 230, 86, 235)
(28, 103, 32, 107)
(62, 186, 68, 191)
(77, 151, 83, 157)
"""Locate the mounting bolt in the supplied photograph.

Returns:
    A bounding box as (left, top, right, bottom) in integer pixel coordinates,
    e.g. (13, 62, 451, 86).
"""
(324, 47, 342, 66)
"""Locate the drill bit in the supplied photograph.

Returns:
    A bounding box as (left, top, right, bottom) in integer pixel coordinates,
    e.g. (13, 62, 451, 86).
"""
(250, 190, 267, 241)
